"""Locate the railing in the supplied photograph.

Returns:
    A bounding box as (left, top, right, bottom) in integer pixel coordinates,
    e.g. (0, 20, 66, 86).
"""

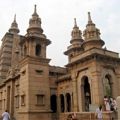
(59, 111, 118, 120)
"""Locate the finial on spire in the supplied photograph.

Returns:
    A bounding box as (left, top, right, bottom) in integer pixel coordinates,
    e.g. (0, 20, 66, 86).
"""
(32, 4, 38, 16)
(34, 4, 37, 14)
(14, 14, 16, 22)
(71, 18, 82, 40)
(74, 18, 77, 27)
(9, 14, 19, 34)
(88, 12, 92, 23)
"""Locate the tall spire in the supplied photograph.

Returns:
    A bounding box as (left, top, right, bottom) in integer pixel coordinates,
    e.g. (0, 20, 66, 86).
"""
(9, 14, 19, 34)
(83, 12, 101, 41)
(74, 18, 77, 27)
(64, 18, 83, 56)
(82, 12, 104, 50)
(14, 14, 16, 22)
(33, 4, 38, 16)
(71, 18, 82, 41)
(26, 5, 45, 38)
(34, 4, 37, 13)
(88, 12, 93, 24)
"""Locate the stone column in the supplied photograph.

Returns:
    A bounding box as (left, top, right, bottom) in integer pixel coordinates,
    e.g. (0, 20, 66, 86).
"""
(116, 96, 120, 120)
(57, 94, 60, 113)
(71, 93, 73, 112)
(91, 72, 102, 105)
(72, 74, 78, 111)
(10, 80, 15, 117)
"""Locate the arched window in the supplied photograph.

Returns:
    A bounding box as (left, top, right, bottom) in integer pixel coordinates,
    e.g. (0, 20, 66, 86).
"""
(50, 95, 57, 113)
(104, 74, 112, 97)
(81, 76, 91, 112)
(60, 94, 64, 112)
(84, 77, 91, 111)
(66, 93, 71, 112)
(35, 44, 41, 56)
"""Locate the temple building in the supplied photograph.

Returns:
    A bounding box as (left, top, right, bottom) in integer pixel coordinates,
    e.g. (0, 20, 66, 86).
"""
(0, 5, 120, 120)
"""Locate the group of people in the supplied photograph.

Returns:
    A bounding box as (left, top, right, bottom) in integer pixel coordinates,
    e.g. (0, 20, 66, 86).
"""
(95, 96, 117, 120)
(104, 96, 117, 111)
(0, 97, 117, 120)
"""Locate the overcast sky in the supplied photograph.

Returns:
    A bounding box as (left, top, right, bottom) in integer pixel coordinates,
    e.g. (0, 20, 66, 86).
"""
(0, 0, 120, 67)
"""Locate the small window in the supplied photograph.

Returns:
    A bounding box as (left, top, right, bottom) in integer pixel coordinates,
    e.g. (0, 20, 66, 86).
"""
(15, 95, 19, 108)
(21, 95, 25, 106)
(35, 70, 43, 75)
(16, 85, 19, 95)
(35, 44, 41, 56)
(36, 95, 45, 105)
(70, 54, 73, 58)
(21, 70, 26, 76)
(3, 99, 5, 109)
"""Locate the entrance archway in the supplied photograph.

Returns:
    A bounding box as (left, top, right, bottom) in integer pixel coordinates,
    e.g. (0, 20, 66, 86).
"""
(81, 76, 91, 111)
(66, 93, 71, 112)
(50, 95, 57, 112)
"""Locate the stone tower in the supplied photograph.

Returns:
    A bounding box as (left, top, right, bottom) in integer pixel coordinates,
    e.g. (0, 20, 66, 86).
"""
(0, 15, 20, 80)
(18, 5, 52, 120)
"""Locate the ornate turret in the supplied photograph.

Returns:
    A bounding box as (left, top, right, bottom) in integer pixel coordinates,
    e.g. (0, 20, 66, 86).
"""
(9, 14, 19, 34)
(26, 5, 46, 38)
(70, 18, 83, 45)
(64, 19, 83, 61)
(71, 18, 82, 40)
(82, 12, 104, 50)
(20, 5, 51, 59)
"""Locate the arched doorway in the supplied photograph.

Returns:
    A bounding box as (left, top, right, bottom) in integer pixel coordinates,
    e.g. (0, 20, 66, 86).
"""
(50, 95, 57, 112)
(60, 94, 65, 112)
(81, 76, 91, 111)
(66, 93, 71, 112)
(104, 74, 112, 97)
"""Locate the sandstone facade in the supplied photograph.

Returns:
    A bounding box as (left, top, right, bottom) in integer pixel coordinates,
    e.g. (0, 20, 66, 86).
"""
(0, 5, 120, 120)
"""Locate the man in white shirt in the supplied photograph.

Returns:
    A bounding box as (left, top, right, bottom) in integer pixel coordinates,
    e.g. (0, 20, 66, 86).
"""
(2, 110, 10, 120)
(96, 105, 102, 120)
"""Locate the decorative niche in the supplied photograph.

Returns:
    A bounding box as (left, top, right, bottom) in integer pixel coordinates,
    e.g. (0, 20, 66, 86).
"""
(21, 94, 25, 106)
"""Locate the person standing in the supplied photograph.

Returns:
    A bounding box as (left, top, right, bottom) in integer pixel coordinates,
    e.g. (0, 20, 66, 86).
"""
(104, 96, 110, 111)
(71, 113, 77, 120)
(96, 105, 103, 120)
(2, 110, 10, 120)
(113, 98, 117, 111)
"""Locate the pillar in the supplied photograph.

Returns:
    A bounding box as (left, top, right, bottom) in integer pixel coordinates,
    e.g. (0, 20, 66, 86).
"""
(72, 74, 78, 111)
(116, 96, 120, 119)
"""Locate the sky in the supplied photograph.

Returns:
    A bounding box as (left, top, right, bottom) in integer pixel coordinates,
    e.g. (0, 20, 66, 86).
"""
(0, 0, 120, 67)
